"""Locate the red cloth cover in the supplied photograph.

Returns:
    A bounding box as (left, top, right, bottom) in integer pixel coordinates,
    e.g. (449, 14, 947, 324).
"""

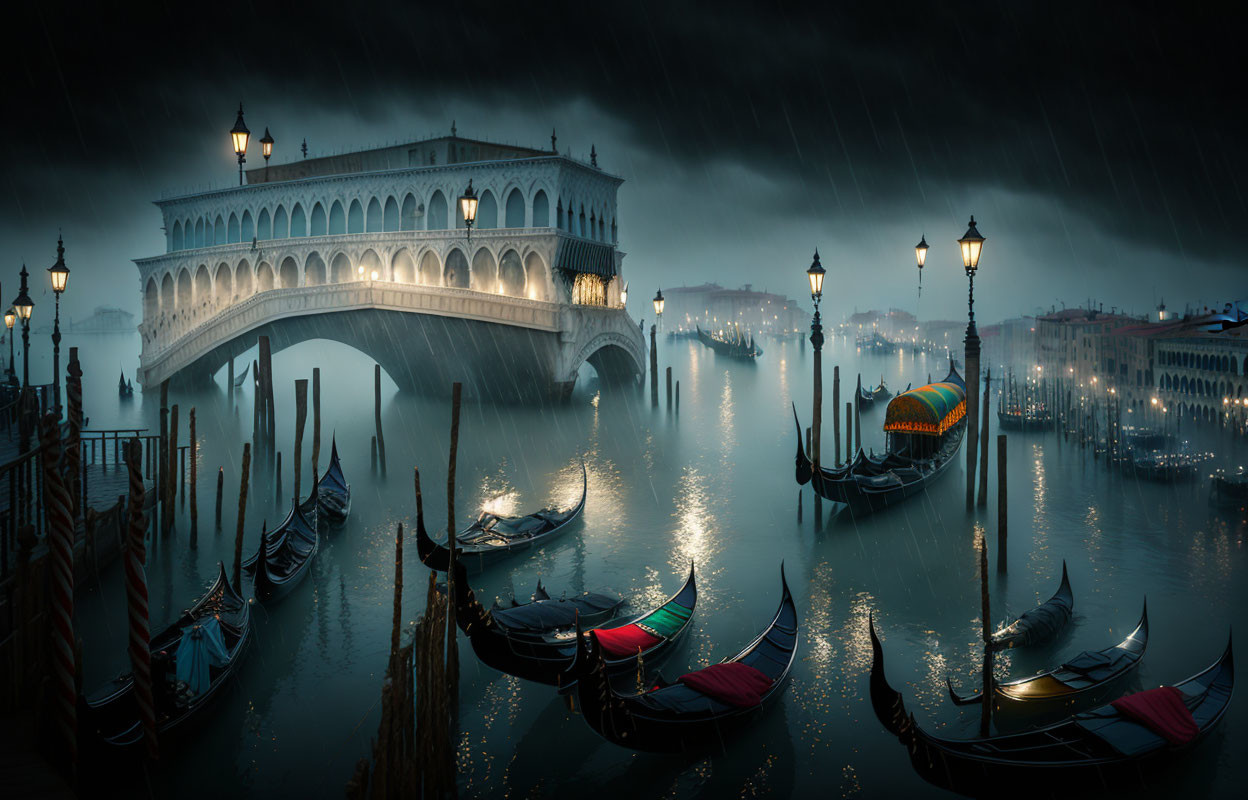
(677, 662, 773, 708)
(594, 625, 661, 658)
(1110, 686, 1198, 745)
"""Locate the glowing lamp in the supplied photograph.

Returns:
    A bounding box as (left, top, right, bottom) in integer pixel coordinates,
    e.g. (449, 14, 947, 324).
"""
(230, 104, 250, 157)
(4, 308, 14, 330)
(957, 216, 985, 274)
(806, 250, 825, 300)
(459, 180, 479, 228)
(260, 128, 274, 162)
(653, 288, 664, 316)
(48, 238, 69, 294)
(915, 235, 928, 269)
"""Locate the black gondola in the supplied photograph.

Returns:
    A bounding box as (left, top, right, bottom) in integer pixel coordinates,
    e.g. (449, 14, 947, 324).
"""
(1210, 467, 1248, 509)
(315, 437, 351, 522)
(565, 565, 796, 753)
(696, 325, 763, 359)
(857, 385, 876, 410)
(448, 559, 701, 687)
(241, 497, 319, 601)
(418, 463, 587, 573)
(84, 562, 252, 749)
(795, 364, 966, 515)
(232, 362, 249, 389)
(869, 614, 1233, 797)
(950, 601, 1147, 717)
(118, 371, 133, 398)
(990, 561, 1073, 650)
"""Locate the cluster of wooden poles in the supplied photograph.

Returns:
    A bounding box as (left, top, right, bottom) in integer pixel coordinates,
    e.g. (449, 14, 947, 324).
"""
(649, 325, 679, 412)
(346, 384, 464, 799)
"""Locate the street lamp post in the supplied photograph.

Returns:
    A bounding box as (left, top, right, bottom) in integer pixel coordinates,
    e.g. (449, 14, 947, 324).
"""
(915, 234, 928, 321)
(4, 307, 14, 384)
(652, 288, 664, 327)
(12, 264, 34, 388)
(48, 235, 70, 413)
(807, 251, 826, 474)
(260, 127, 274, 181)
(230, 104, 250, 186)
(958, 216, 985, 511)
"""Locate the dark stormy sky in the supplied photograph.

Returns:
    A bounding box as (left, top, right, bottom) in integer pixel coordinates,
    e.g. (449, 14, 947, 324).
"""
(3, 1, 1245, 326)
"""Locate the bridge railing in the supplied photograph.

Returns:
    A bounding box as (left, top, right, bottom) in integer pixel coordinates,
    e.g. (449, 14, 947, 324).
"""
(138, 281, 568, 382)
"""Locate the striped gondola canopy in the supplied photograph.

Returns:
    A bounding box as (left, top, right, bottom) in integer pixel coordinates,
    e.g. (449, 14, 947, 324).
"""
(883, 365, 966, 436)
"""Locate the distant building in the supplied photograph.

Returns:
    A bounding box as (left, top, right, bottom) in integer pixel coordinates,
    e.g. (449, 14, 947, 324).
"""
(980, 316, 1036, 373)
(659, 283, 806, 334)
(36, 305, 135, 334)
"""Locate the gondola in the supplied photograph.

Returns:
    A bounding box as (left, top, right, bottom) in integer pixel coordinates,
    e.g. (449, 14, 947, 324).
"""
(241, 496, 319, 601)
(232, 362, 249, 389)
(696, 325, 763, 359)
(857, 385, 876, 410)
(449, 558, 700, 687)
(1210, 467, 1248, 509)
(84, 562, 252, 749)
(417, 463, 587, 573)
(118, 371, 133, 398)
(950, 601, 1148, 715)
(869, 614, 1234, 797)
(795, 364, 966, 515)
(565, 565, 796, 753)
(990, 562, 1073, 650)
(872, 378, 893, 402)
(315, 437, 351, 522)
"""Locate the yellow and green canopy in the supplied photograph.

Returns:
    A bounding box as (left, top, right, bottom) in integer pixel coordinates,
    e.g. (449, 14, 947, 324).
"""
(883, 379, 966, 436)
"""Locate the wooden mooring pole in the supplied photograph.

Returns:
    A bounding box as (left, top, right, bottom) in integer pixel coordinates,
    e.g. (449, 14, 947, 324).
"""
(189, 408, 198, 544)
(232, 443, 251, 590)
(215, 467, 224, 530)
(446, 382, 462, 725)
(375, 364, 386, 475)
(997, 435, 1008, 573)
(977, 371, 991, 508)
(293, 379, 308, 501)
(311, 367, 321, 481)
(650, 325, 658, 407)
(979, 536, 993, 737)
(832, 366, 841, 466)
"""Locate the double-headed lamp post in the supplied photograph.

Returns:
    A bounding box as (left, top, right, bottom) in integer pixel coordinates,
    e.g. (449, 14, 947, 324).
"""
(3, 308, 13, 384)
(48, 235, 69, 412)
(459, 180, 480, 242)
(231, 104, 250, 186)
(807, 251, 826, 469)
(957, 216, 985, 510)
(12, 265, 34, 388)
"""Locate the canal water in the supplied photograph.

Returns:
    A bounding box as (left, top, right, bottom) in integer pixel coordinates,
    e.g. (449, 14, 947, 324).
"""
(63, 328, 1244, 798)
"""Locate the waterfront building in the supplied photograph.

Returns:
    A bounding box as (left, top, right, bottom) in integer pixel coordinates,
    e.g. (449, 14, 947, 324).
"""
(660, 283, 807, 335)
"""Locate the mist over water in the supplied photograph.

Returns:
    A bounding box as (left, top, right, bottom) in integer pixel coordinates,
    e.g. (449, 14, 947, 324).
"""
(70, 330, 1244, 798)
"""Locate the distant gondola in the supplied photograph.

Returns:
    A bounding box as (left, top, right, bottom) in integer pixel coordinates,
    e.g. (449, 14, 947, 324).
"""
(241, 497, 319, 601)
(565, 565, 796, 753)
(84, 562, 252, 749)
(696, 325, 763, 359)
(315, 437, 351, 522)
(871, 378, 893, 402)
(233, 362, 249, 389)
(1210, 467, 1248, 509)
(417, 463, 587, 573)
(448, 558, 701, 687)
(869, 614, 1234, 797)
(950, 601, 1148, 715)
(118, 371, 133, 398)
(795, 364, 966, 515)
(990, 561, 1073, 650)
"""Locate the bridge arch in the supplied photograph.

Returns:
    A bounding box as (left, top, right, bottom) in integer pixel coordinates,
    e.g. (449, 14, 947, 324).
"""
(257, 261, 275, 293)
(400, 193, 419, 230)
(241, 211, 254, 241)
(213, 215, 226, 245)
(311, 202, 327, 235)
(471, 248, 497, 292)
(427, 191, 447, 230)
(305, 252, 326, 286)
(383, 196, 399, 231)
(329, 201, 346, 235)
(171, 221, 183, 251)
(176, 268, 193, 310)
(226, 213, 239, 243)
(215, 262, 232, 305)
(524, 252, 548, 301)
(194, 264, 212, 311)
(161, 272, 175, 311)
(533, 190, 549, 227)
(418, 250, 440, 285)
(348, 199, 364, 233)
(477, 190, 498, 229)
(505, 188, 525, 227)
(290, 203, 307, 237)
(360, 249, 383, 281)
(145, 277, 159, 317)
(444, 248, 469, 288)
(273, 205, 289, 239)
(279, 256, 300, 288)
(235, 259, 253, 299)
(366, 198, 383, 232)
(499, 249, 525, 296)
(330, 252, 352, 283)
(257, 209, 271, 240)
(393, 248, 416, 284)
(194, 218, 205, 248)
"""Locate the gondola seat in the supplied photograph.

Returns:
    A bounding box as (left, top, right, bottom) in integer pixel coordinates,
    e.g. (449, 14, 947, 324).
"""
(1109, 687, 1199, 745)
(677, 662, 773, 707)
(595, 625, 661, 657)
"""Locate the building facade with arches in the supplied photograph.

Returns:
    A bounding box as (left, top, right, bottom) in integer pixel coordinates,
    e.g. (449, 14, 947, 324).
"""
(135, 133, 643, 399)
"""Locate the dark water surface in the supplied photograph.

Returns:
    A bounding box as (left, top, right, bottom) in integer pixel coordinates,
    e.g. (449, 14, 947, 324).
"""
(65, 330, 1244, 798)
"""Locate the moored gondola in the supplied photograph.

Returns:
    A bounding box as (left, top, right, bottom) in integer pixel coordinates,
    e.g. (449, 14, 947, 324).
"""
(418, 463, 587, 573)
(951, 601, 1148, 716)
(242, 497, 319, 601)
(315, 436, 351, 522)
(84, 562, 252, 749)
(566, 565, 796, 753)
(990, 561, 1073, 650)
(869, 614, 1234, 797)
(1210, 467, 1248, 509)
(696, 324, 763, 359)
(232, 362, 249, 389)
(795, 364, 966, 515)
(447, 558, 701, 687)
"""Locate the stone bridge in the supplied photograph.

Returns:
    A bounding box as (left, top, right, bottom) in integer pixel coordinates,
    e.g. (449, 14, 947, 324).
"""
(136, 280, 645, 402)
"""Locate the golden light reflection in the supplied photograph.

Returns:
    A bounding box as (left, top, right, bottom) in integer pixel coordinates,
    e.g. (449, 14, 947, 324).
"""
(669, 465, 721, 576)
